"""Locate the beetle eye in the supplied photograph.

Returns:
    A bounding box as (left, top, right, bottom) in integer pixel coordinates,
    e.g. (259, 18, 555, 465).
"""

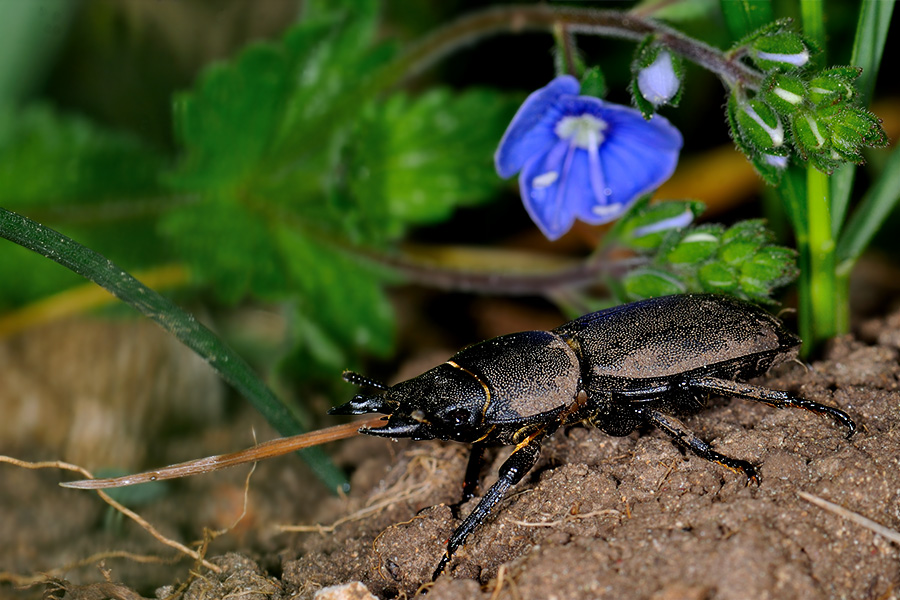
(444, 408, 471, 426)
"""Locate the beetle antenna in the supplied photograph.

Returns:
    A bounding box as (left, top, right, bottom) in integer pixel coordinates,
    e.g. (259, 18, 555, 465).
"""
(343, 371, 388, 390)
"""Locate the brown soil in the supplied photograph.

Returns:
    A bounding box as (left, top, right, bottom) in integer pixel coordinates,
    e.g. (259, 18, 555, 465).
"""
(2, 305, 900, 600)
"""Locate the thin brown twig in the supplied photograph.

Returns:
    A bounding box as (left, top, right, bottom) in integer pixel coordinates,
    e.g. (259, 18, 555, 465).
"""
(0, 455, 220, 572)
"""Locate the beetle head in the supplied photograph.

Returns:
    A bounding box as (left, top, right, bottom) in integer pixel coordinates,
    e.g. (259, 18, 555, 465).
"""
(330, 365, 488, 443)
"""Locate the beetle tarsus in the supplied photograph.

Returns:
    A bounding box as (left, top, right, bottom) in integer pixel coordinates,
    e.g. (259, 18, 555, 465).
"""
(688, 376, 856, 438)
(641, 408, 760, 483)
(433, 435, 543, 580)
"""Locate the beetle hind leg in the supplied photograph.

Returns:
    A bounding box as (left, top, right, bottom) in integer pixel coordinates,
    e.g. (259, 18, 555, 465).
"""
(688, 376, 856, 438)
(640, 408, 759, 484)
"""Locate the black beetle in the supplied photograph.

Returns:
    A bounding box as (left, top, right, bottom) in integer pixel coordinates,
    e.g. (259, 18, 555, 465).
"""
(330, 293, 855, 580)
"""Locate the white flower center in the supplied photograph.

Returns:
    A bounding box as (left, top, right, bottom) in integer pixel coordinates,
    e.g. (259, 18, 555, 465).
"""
(555, 114, 608, 149)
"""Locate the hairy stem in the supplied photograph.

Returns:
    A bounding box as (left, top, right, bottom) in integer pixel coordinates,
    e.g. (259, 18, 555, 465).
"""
(366, 244, 647, 295)
(389, 4, 762, 90)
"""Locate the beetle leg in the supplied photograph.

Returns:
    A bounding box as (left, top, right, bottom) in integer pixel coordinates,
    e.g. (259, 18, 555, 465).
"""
(688, 376, 856, 438)
(433, 435, 542, 580)
(639, 408, 759, 484)
(450, 443, 487, 518)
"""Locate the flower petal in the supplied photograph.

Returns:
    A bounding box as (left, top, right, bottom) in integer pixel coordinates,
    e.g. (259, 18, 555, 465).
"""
(495, 75, 581, 179)
(581, 107, 682, 221)
(518, 140, 580, 240)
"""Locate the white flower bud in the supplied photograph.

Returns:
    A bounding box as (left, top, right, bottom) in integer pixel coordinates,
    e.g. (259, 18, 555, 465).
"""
(637, 51, 680, 108)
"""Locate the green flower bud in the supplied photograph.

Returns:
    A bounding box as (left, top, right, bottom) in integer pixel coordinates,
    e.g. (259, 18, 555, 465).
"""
(808, 67, 860, 107)
(742, 247, 798, 289)
(621, 201, 703, 251)
(580, 66, 608, 99)
(790, 110, 829, 158)
(623, 268, 686, 300)
(666, 228, 721, 264)
(821, 105, 888, 163)
(720, 239, 761, 266)
(721, 219, 773, 245)
(699, 262, 737, 291)
(751, 32, 810, 71)
(762, 73, 807, 114)
(736, 100, 785, 150)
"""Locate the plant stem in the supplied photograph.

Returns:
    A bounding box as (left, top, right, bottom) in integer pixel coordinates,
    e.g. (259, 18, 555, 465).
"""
(806, 167, 837, 345)
(389, 4, 763, 91)
(367, 244, 647, 295)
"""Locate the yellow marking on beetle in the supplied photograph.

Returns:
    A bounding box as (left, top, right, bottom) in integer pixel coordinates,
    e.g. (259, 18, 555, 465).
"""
(473, 425, 495, 443)
(446, 360, 492, 417)
(513, 426, 546, 452)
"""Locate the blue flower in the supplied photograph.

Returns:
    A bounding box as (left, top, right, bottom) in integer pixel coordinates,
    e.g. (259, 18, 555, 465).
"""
(495, 75, 683, 240)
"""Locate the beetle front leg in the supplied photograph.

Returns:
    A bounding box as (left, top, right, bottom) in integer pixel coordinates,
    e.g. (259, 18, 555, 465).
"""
(451, 442, 487, 518)
(640, 408, 759, 484)
(433, 436, 542, 580)
(688, 376, 856, 438)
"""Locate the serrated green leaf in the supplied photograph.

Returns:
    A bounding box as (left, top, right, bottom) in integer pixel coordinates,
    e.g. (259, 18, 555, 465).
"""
(345, 88, 519, 241)
(167, 43, 293, 191)
(160, 197, 288, 304)
(0, 105, 166, 307)
(277, 228, 395, 359)
(0, 105, 163, 207)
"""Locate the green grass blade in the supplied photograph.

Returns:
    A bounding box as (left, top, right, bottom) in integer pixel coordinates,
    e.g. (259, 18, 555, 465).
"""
(0, 207, 348, 492)
(830, 0, 894, 236)
(836, 145, 900, 274)
(718, 0, 773, 40)
(800, 0, 826, 60)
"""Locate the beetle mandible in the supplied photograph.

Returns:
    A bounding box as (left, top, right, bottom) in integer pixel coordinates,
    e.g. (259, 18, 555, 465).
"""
(330, 293, 856, 580)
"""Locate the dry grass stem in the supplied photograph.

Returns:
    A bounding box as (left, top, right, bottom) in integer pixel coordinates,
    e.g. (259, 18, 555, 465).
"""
(507, 508, 623, 528)
(798, 491, 900, 545)
(277, 452, 442, 534)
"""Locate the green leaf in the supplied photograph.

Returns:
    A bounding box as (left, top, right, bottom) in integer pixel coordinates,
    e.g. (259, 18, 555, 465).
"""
(345, 88, 520, 241)
(0, 105, 163, 207)
(168, 43, 294, 191)
(160, 196, 288, 304)
(836, 144, 900, 273)
(277, 229, 396, 361)
(0, 105, 166, 307)
(719, 0, 773, 41)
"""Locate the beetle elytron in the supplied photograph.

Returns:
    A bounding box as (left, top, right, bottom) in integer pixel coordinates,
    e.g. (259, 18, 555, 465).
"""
(330, 294, 856, 580)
